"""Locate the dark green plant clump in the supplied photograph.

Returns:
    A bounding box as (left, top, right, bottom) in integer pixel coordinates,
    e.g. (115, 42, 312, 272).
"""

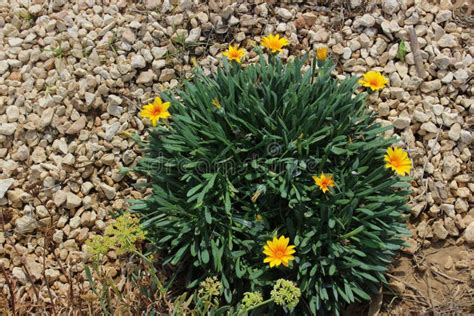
(132, 55, 410, 314)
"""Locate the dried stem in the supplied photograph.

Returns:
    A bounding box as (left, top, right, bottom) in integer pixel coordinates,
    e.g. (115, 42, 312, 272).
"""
(12, 242, 40, 301)
(430, 266, 465, 283)
(42, 249, 57, 315)
(407, 26, 427, 79)
(386, 273, 429, 304)
(1, 264, 16, 315)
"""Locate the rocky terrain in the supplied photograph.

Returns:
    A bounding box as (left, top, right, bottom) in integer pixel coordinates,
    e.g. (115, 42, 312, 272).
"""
(0, 0, 472, 314)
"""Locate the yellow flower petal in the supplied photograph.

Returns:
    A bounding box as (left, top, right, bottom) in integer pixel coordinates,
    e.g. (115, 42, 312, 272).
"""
(271, 258, 281, 267)
(316, 47, 328, 61)
(384, 146, 412, 176)
(140, 96, 171, 126)
(222, 44, 246, 63)
(359, 71, 388, 91)
(263, 249, 273, 256)
(261, 34, 289, 53)
(262, 235, 296, 268)
(313, 173, 335, 193)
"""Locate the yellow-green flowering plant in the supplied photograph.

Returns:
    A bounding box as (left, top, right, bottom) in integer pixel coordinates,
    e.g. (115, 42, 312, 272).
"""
(132, 38, 411, 314)
(85, 213, 165, 315)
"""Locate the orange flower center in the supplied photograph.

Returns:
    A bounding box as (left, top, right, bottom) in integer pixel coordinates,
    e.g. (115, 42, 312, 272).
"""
(269, 40, 280, 48)
(369, 78, 380, 87)
(389, 156, 401, 167)
(275, 249, 284, 258)
(151, 106, 162, 116)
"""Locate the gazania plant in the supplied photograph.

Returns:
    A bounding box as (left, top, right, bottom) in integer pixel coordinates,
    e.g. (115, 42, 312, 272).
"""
(132, 37, 411, 314)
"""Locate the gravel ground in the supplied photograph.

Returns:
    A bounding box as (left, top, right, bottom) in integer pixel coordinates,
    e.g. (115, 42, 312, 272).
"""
(0, 0, 472, 313)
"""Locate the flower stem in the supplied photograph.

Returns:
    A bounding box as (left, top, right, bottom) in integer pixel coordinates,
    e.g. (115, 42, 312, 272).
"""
(310, 53, 317, 85)
(243, 298, 273, 313)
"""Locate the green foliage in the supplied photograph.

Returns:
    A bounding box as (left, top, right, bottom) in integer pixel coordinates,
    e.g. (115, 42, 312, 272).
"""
(133, 55, 410, 314)
(396, 40, 408, 61)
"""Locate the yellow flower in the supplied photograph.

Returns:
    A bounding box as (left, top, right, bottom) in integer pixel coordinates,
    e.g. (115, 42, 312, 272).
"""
(140, 97, 171, 126)
(312, 173, 335, 193)
(222, 44, 246, 63)
(358, 71, 389, 91)
(263, 236, 296, 268)
(211, 98, 221, 109)
(384, 147, 412, 176)
(316, 46, 328, 61)
(261, 34, 289, 53)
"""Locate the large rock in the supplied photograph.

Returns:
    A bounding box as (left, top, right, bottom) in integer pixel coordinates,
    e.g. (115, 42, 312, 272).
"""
(0, 178, 14, 199)
(355, 14, 375, 27)
(100, 183, 116, 199)
(185, 27, 201, 43)
(15, 216, 38, 234)
(432, 220, 448, 240)
(6, 106, 19, 122)
(438, 34, 457, 48)
(442, 155, 460, 180)
(45, 269, 61, 282)
(382, 0, 400, 14)
(159, 69, 175, 82)
(0, 123, 18, 136)
(26, 260, 43, 281)
(464, 222, 474, 246)
(151, 47, 168, 59)
(393, 115, 411, 129)
(53, 190, 67, 207)
(136, 70, 155, 84)
(66, 116, 86, 134)
(276, 8, 292, 20)
(0, 61, 9, 74)
(12, 267, 28, 284)
(131, 54, 146, 69)
(433, 55, 451, 69)
(420, 80, 441, 93)
(66, 192, 82, 209)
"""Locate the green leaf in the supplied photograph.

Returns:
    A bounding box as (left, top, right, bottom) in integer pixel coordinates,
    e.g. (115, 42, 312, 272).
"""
(204, 208, 212, 224)
(201, 248, 210, 264)
(186, 184, 203, 198)
(170, 244, 189, 265)
(235, 258, 246, 278)
(341, 226, 364, 239)
(248, 269, 264, 280)
(351, 286, 370, 300)
(396, 40, 408, 61)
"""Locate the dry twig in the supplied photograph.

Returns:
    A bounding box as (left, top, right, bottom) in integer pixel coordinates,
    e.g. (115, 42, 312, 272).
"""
(407, 26, 428, 79)
(386, 273, 430, 305)
(430, 266, 465, 283)
(1, 264, 16, 315)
